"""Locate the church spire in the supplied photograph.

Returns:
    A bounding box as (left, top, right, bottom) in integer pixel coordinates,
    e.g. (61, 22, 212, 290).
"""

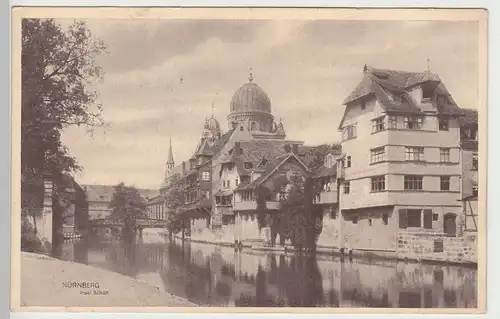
(166, 138, 175, 169)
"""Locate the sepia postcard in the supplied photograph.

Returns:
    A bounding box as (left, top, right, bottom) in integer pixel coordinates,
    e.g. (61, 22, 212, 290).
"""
(10, 6, 488, 314)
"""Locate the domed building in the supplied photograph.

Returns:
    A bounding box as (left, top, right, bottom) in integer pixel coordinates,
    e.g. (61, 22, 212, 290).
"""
(227, 72, 286, 139)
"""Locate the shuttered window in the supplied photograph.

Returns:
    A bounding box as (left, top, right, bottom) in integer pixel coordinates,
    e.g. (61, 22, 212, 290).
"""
(423, 209, 433, 229)
(399, 209, 407, 229)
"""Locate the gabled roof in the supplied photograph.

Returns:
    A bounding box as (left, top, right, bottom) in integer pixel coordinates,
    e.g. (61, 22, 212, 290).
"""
(235, 153, 309, 191)
(339, 65, 464, 129)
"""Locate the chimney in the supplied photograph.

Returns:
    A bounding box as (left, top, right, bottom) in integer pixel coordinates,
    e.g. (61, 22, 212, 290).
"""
(182, 161, 186, 175)
(292, 144, 299, 154)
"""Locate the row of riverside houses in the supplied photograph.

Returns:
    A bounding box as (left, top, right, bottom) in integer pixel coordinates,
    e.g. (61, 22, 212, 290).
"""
(148, 65, 479, 264)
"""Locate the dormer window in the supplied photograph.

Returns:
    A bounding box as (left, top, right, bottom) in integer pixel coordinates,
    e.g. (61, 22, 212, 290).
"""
(244, 162, 253, 169)
(422, 84, 434, 100)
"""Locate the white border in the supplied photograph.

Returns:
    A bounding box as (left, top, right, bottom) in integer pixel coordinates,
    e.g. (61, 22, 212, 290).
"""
(5, 1, 498, 318)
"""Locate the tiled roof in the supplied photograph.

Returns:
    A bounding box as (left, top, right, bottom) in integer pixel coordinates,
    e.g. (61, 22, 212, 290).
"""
(237, 140, 289, 164)
(83, 184, 159, 203)
(208, 129, 235, 155)
(236, 153, 309, 191)
(342, 66, 463, 119)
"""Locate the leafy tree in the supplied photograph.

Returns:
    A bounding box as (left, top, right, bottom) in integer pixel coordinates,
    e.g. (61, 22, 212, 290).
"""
(277, 175, 322, 251)
(163, 174, 186, 237)
(21, 18, 106, 245)
(109, 183, 147, 243)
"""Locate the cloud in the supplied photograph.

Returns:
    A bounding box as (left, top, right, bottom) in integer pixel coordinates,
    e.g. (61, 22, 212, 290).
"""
(57, 19, 479, 189)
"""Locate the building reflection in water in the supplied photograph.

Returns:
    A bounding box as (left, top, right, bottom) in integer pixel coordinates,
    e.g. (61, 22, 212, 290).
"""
(61, 239, 477, 308)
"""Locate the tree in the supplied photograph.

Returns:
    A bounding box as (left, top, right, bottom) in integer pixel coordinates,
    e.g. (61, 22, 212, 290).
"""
(109, 183, 147, 243)
(21, 18, 106, 247)
(277, 175, 322, 251)
(163, 174, 186, 238)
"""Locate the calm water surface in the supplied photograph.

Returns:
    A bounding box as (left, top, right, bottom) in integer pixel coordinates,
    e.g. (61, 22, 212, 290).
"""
(61, 236, 477, 308)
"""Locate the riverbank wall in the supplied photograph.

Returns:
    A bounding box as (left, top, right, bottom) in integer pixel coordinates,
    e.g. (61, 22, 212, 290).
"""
(18, 251, 198, 308)
(175, 233, 477, 267)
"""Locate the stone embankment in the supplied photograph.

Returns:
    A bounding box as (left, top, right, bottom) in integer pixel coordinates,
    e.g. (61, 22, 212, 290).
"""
(19, 252, 197, 308)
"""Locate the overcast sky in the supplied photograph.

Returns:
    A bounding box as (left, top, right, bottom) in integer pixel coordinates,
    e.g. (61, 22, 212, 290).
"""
(57, 19, 479, 189)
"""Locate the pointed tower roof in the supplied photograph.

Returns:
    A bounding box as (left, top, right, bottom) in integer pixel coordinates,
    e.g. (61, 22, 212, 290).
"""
(167, 138, 175, 165)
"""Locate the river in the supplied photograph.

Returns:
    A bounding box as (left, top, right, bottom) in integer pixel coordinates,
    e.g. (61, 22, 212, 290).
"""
(59, 235, 477, 308)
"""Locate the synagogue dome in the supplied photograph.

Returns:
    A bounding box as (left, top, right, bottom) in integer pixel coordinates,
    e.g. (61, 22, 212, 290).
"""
(229, 75, 272, 115)
(205, 115, 220, 131)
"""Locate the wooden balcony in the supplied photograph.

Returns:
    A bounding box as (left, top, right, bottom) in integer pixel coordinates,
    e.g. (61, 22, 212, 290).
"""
(313, 191, 338, 205)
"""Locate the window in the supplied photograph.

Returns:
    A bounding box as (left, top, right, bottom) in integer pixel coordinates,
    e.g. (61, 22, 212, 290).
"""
(371, 147, 386, 164)
(432, 213, 439, 221)
(439, 118, 449, 131)
(222, 180, 226, 188)
(422, 85, 434, 99)
(244, 162, 253, 169)
(343, 181, 350, 194)
(405, 147, 424, 161)
(407, 209, 422, 227)
(361, 101, 366, 110)
(343, 125, 357, 141)
(423, 209, 433, 229)
(472, 186, 478, 197)
(404, 116, 423, 130)
(472, 153, 478, 170)
(227, 180, 231, 188)
(434, 239, 444, 253)
(371, 176, 386, 192)
(352, 216, 358, 224)
(388, 116, 398, 129)
(372, 117, 385, 133)
(404, 175, 423, 190)
(368, 219, 372, 226)
(346, 156, 352, 168)
(201, 171, 210, 181)
(440, 148, 451, 162)
(236, 178, 239, 186)
(440, 176, 450, 191)
(382, 214, 389, 225)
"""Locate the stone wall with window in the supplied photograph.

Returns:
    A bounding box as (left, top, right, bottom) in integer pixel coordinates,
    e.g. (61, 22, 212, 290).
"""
(342, 206, 397, 251)
(396, 232, 477, 264)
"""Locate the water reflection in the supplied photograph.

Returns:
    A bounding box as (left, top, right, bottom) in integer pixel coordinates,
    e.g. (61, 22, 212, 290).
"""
(61, 239, 477, 308)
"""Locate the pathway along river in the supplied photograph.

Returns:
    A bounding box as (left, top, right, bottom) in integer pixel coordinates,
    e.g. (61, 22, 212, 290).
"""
(60, 235, 477, 308)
